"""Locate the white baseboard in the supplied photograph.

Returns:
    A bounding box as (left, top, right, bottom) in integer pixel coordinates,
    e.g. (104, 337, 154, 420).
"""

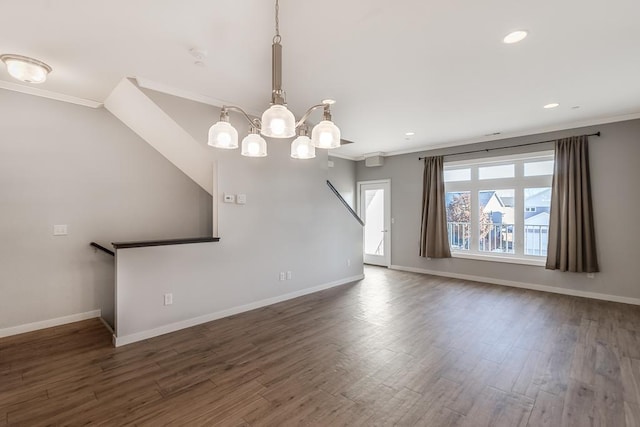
(389, 265, 640, 306)
(0, 309, 102, 338)
(114, 274, 365, 347)
(99, 317, 115, 335)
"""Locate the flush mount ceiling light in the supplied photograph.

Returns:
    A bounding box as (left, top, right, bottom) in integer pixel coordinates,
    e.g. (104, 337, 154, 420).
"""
(543, 103, 560, 109)
(0, 54, 52, 83)
(207, 0, 341, 158)
(503, 30, 528, 44)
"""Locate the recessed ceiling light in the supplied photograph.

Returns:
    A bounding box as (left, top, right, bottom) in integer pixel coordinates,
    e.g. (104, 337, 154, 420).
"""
(503, 30, 528, 44)
(543, 103, 560, 109)
(0, 54, 52, 83)
(405, 132, 415, 136)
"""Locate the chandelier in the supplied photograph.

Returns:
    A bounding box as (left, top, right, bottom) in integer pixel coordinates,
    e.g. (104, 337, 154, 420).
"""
(207, 0, 341, 159)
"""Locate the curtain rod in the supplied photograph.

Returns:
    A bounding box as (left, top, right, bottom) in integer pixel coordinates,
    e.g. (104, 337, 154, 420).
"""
(418, 132, 601, 161)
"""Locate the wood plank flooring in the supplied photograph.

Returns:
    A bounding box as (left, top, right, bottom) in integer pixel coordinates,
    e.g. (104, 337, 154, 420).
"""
(2, 266, 640, 426)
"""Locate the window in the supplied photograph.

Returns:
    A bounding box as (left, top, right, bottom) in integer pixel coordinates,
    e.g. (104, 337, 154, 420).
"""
(479, 189, 514, 254)
(443, 168, 471, 182)
(444, 151, 554, 265)
(524, 187, 551, 256)
(479, 164, 515, 180)
(524, 160, 554, 177)
(445, 191, 471, 250)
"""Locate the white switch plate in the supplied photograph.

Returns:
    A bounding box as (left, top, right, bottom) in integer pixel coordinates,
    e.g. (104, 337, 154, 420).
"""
(53, 225, 68, 236)
(164, 293, 173, 305)
(286, 271, 292, 280)
(223, 194, 235, 203)
(279, 272, 286, 281)
(236, 194, 247, 204)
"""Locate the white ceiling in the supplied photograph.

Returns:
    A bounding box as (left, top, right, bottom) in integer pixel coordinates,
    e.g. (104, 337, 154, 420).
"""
(1, 0, 639, 158)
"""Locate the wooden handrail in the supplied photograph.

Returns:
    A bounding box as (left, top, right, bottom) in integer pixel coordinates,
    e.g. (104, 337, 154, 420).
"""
(90, 242, 115, 256)
(326, 180, 364, 226)
(112, 237, 220, 250)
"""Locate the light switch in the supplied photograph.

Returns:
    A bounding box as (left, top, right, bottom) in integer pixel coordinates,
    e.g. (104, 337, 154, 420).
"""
(53, 225, 68, 236)
(236, 194, 247, 204)
(223, 194, 235, 203)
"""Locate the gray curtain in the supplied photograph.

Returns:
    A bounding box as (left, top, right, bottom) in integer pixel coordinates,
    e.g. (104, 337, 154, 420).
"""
(420, 156, 451, 258)
(546, 135, 599, 272)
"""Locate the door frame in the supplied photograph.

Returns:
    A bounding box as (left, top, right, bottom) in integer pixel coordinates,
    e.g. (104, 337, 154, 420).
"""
(357, 179, 391, 267)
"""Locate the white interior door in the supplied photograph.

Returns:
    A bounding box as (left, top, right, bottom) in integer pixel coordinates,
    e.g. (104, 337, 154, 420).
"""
(358, 180, 391, 267)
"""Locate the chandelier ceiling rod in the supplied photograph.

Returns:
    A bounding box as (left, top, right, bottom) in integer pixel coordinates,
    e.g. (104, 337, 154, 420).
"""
(207, 0, 342, 159)
(271, 0, 285, 106)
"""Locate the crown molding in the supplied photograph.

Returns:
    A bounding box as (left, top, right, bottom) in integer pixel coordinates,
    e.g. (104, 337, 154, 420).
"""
(328, 151, 360, 161)
(0, 79, 102, 108)
(363, 151, 386, 158)
(383, 112, 640, 158)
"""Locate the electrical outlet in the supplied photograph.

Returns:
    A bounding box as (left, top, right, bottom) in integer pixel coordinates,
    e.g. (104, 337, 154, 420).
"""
(286, 271, 292, 280)
(279, 272, 286, 281)
(164, 293, 173, 305)
(587, 273, 595, 279)
(223, 194, 235, 203)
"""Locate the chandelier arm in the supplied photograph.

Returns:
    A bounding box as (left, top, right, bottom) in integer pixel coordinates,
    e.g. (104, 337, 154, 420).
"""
(294, 104, 328, 128)
(222, 105, 260, 128)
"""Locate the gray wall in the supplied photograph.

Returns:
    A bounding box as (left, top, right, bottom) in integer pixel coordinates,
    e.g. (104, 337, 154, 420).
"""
(115, 141, 364, 342)
(0, 85, 365, 342)
(328, 156, 357, 209)
(0, 89, 212, 330)
(356, 119, 640, 300)
(111, 91, 364, 343)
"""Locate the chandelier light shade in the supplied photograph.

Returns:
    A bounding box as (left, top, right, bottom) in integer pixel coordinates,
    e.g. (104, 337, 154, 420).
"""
(208, 119, 238, 149)
(0, 54, 52, 84)
(312, 120, 341, 149)
(291, 136, 315, 159)
(241, 132, 267, 157)
(261, 105, 296, 138)
(206, 0, 342, 159)
(291, 126, 315, 159)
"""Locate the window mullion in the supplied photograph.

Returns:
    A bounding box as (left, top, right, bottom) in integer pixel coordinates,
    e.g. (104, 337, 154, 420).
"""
(514, 161, 525, 256)
(469, 181, 480, 253)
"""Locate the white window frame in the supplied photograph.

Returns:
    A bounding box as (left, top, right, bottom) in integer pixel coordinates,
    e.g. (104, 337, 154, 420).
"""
(444, 150, 554, 266)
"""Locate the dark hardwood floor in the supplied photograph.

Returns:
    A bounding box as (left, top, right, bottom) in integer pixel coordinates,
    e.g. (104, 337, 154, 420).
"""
(2, 266, 640, 426)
